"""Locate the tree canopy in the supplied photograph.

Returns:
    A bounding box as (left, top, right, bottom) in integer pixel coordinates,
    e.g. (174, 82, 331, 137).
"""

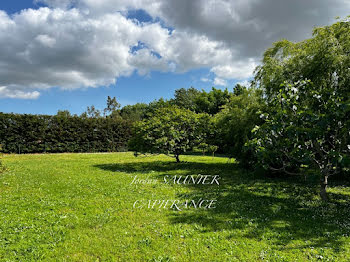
(129, 106, 210, 162)
(250, 17, 350, 200)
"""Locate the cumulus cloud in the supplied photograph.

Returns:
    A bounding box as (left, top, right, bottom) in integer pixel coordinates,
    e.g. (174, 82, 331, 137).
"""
(211, 58, 257, 80)
(213, 77, 227, 87)
(0, 86, 40, 99)
(200, 77, 211, 83)
(1, 0, 349, 98)
(0, 8, 154, 97)
(38, 0, 350, 56)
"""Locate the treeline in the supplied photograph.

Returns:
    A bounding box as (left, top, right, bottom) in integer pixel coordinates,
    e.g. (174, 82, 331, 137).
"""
(0, 87, 253, 154)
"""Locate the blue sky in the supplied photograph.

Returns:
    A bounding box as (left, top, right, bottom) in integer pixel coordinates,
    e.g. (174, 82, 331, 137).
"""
(1, 68, 236, 115)
(0, 0, 347, 115)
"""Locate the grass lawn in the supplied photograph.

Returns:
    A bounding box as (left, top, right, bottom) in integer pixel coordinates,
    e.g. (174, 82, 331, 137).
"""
(1, 152, 350, 261)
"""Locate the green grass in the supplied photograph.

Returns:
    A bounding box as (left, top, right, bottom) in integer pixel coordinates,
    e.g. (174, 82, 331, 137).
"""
(1, 152, 350, 261)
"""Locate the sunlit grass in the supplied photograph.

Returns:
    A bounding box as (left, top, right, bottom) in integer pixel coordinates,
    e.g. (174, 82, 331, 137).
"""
(1, 152, 350, 261)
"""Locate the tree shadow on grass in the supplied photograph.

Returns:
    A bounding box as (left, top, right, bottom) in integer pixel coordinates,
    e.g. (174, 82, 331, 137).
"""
(94, 159, 350, 252)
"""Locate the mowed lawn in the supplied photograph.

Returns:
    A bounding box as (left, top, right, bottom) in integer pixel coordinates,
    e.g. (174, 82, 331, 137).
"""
(1, 153, 350, 261)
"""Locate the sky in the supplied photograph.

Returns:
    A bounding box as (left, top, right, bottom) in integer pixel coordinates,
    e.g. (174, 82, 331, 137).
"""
(0, 0, 349, 115)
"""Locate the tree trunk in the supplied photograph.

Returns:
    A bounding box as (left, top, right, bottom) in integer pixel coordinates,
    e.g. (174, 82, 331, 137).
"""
(175, 154, 180, 163)
(320, 174, 329, 201)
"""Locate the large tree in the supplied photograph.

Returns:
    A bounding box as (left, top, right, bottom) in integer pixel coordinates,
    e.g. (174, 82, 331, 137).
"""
(250, 17, 350, 200)
(129, 106, 209, 162)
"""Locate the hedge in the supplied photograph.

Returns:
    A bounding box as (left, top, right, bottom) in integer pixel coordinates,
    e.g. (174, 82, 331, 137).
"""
(0, 113, 132, 154)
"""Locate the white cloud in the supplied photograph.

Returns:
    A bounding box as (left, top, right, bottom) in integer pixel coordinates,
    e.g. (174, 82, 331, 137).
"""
(1, 0, 350, 98)
(0, 86, 40, 99)
(0, 7, 254, 98)
(128, 49, 169, 75)
(210, 58, 257, 80)
(0, 8, 153, 97)
(213, 77, 227, 87)
(35, 34, 56, 48)
(200, 77, 211, 83)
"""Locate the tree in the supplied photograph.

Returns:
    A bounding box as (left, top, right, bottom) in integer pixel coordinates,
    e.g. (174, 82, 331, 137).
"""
(146, 98, 172, 115)
(129, 106, 208, 162)
(214, 88, 264, 165)
(250, 18, 350, 200)
(233, 84, 247, 96)
(119, 103, 149, 122)
(85, 105, 101, 118)
(104, 96, 121, 117)
(249, 80, 349, 201)
(171, 87, 201, 111)
(195, 87, 231, 114)
(56, 110, 72, 118)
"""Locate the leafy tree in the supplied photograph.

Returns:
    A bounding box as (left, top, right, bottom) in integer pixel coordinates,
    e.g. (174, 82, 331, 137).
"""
(195, 87, 231, 114)
(85, 105, 101, 118)
(119, 103, 149, 122)
(251, 18, 350, 200)
(129, 106, 208, 162)
(171, 87, 201, 111)
(233, 84, 247, 96)
(197, 143, 218, 157)
(104, 96, 121, 117)
(249, 80, 349, 200)
(214, 88, 264, 165)
(146, 98, 172, 115)
(56, 110, 72, 118)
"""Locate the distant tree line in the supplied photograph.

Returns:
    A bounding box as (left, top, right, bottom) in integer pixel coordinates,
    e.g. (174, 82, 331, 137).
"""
(0, 87, 260, 158)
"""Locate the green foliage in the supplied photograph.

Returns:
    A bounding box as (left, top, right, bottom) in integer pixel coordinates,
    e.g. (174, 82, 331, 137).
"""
(84, 105, 101, 118)
(129, 106, 209, 162)
(119, 103, 149, 122)
(214, 88, 264, 164)
(254, 17, 350, 99)
(196, 143, 218, 156)
(104, 96, 121, 116)
(249, 80, 349, 175)
(170, 87, 232, 115)
(0, 112, 132, 153)
(250, 18, 350, 199)
(233, 83, 247, 96)
(194, 87, 232, 114)
(146, 98, 173, 116)
(171, 87, 201, 111)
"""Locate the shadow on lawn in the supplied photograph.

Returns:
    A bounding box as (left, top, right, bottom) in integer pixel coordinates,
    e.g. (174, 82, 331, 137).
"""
(94, 159, 350, 251)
